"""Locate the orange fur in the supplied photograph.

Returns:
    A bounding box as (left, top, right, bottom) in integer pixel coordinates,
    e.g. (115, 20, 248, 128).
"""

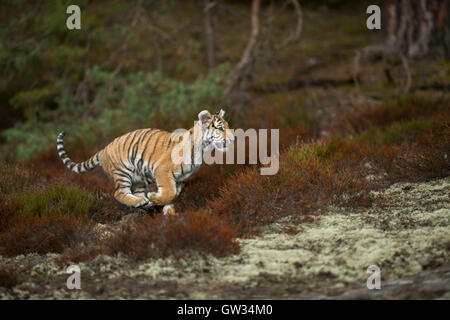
(57, 110, 234, 215)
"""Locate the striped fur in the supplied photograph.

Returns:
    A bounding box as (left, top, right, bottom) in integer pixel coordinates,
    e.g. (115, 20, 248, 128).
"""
(57, 110, 234, 215)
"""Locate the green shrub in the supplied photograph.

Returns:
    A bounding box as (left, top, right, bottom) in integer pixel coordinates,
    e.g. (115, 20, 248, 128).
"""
(0, 164, 39, 195)
(9, 183, 101, 218)
(358, 118, 436, 145)
(2, 63, 229, 161)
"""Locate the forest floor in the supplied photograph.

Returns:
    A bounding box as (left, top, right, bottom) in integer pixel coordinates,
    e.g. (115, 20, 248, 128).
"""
(0, 2, 449, 300)
(1, 176, 448, 299)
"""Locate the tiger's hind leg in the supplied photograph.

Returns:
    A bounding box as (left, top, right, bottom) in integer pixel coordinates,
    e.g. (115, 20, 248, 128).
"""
(132, 181, 148, 198)
(113, 179, 152, 209)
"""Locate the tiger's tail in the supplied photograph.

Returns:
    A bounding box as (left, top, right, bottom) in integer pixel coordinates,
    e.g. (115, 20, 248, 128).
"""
(56, 132, 102, 173)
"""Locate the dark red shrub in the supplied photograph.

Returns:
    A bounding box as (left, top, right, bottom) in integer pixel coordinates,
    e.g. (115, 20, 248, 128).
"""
(0, 266, 18, 289)
(0, 215, 95, 256)
(108, 211, 238, 260)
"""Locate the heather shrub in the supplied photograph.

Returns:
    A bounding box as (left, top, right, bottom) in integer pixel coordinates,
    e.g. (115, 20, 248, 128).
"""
(0, 215, 95, 257)
(55, 246, 106, 264)
(335, 94, 447, 136)
(0, 164, 41, 229)
(0, 164, 39, 195)
(209, 140, 373, 236)
(108, 210, 238, 260)
(8, 183, 101, 218)
(0, 164, 100, 256)
(369, 121, 449, 182)
(0, 164, 101, 221)
(0, 266, 18, 289)
(358, 118, 436, 145)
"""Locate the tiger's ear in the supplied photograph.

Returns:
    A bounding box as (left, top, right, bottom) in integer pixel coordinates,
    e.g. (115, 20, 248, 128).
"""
(198, 110, 211, 127)
(218, 109, 225, 118)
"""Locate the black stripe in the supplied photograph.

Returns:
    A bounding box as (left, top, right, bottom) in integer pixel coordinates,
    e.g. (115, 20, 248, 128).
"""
(114, 190, 126, 196)
(122, 130, 134, 153)
(135, 129, 152, 154)
(161, 135, 170, 153)
(88, 157, 94, 168)
(191, 140, 195, 166)
(166, 137, 173, 150)
(114, 163, 133, 175)
(137, 159, 143, 173)
(114, 169, 133, 181)
(119, 157, 133, 172)
(136, 129, 154, 158)
(126, 130, 140, 162)
(147, 134, 164, 164)
(141, 130, 160, 160)
(131, 130, 147, 165)
(115, 179, 132, 186)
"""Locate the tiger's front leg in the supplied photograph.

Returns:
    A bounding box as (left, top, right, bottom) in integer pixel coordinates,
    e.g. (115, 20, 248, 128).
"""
(148, 169, 177, 216)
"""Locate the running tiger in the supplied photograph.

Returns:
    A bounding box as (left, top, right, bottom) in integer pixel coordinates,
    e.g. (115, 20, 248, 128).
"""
(57, 109, 234, 216)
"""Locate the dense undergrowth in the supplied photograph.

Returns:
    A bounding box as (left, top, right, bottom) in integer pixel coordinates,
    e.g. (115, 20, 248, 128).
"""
(0, 1, 448, 267)
(0, 94, 448, 262)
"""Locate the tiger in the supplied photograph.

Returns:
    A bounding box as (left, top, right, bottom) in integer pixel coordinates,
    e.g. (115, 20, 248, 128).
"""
(56, 109, 234, 216)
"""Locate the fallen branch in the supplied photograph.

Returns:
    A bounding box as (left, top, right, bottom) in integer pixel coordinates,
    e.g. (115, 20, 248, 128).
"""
(353, 45, 412, 94)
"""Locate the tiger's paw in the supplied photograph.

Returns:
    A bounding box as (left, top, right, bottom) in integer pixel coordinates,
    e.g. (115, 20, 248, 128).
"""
(163, 204, 177, 216)
(136, 197, 153, 209)
(147, 191, 158, 202)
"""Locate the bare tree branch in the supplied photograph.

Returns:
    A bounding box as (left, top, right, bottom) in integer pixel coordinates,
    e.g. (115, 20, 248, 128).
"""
(225, 0, 261, 96)
(235, 0, 261, 74)
(276, 0, 303, 50)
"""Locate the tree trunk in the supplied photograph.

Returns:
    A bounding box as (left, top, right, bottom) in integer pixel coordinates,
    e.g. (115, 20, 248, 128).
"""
(385, 0, 450, 58)
(204, 0, 215, 73)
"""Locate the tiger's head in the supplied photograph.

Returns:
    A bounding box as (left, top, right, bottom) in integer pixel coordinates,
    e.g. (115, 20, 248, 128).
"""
(198, 109, 234, 152)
